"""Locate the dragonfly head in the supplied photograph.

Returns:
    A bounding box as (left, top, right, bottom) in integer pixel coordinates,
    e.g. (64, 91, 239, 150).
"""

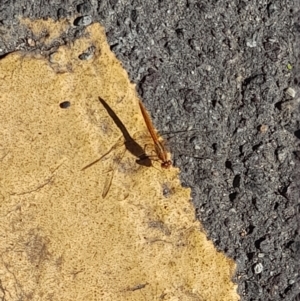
(161, 160, 172, 169)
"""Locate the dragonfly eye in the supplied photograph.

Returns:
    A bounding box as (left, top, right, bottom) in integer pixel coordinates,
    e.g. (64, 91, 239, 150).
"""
(161, 160, 172, 169)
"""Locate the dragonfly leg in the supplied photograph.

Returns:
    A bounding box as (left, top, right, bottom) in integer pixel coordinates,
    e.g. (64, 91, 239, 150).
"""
(81, 136, 124, 171)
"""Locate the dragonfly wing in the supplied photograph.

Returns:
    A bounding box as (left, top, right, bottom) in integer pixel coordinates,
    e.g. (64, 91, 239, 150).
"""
(101, 145, 126, 198)
(102, 170, 114, 198)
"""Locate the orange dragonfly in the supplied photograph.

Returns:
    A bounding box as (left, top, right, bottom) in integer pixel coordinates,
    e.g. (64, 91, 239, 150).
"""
(138, 100, 172, 169)
(82, 98, 171, 198)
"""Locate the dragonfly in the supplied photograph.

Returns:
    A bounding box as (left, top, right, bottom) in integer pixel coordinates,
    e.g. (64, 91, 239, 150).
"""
(138, 100, 172, 169)
(82, 97, 174, 197)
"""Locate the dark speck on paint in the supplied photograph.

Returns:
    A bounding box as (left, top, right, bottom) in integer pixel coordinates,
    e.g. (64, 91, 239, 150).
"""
(59, 101, 71, 109)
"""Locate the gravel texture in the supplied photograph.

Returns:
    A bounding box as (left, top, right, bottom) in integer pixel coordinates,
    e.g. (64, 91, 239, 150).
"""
(0, 1, 300, 300)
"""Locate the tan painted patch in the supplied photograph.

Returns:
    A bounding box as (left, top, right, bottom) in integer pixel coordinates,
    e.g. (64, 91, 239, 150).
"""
(0, 20, 239, 301)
